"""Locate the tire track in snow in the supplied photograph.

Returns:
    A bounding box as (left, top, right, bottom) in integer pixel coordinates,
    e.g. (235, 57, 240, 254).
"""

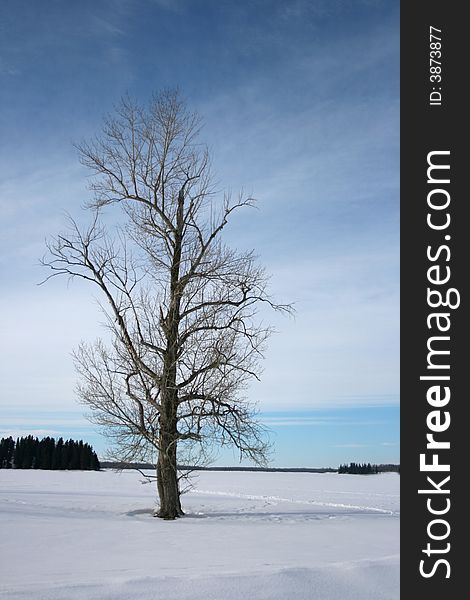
(191, 490, 396, 515)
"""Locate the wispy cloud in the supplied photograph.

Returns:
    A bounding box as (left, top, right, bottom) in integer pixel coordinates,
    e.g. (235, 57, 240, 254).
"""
(89, 15, 125, 38)
(0, 57, 20, 76)
(1, 429, 70, 439)
(334, 443, 369, 448)
(262, 417, 388, 427)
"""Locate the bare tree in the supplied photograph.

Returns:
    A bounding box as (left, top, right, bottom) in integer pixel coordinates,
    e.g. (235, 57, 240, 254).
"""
(42, 90, 290, 519)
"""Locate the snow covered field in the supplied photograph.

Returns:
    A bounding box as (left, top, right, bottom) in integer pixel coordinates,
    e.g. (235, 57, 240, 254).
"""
(0, 469, 399, 599)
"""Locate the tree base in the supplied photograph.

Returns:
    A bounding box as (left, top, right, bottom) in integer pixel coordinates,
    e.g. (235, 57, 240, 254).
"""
(153, 508, 185, 520)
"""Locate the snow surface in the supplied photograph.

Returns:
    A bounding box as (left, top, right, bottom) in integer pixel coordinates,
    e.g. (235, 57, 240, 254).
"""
(0, 469, 399, 599)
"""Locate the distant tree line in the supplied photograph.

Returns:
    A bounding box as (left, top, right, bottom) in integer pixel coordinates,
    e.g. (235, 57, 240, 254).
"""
(100, 461, 338, 473)
(338, 462, 377, 474)
(338, 462, 400, 474)
(0, 436, 100, 470)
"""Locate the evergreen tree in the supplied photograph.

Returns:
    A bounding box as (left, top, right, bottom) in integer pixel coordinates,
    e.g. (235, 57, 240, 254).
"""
(53, 437, 63, 470)
(61, 440, 70, 470)
(7, 437, 15, 468)
(14, 437, 23, 469)
(32, 437, 40, 468)
(78, 440, 85, 470)
(92, 451, 100, 471)
(0, 437, 15, 468)
(70, 440, 80, 470)
(21, 435, 33, 469)
(81, 443, 91, 470)
(0, 438, 7, 468)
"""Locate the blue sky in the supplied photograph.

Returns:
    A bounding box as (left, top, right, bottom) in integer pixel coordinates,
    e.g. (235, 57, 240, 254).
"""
(0, 0, 399, 467)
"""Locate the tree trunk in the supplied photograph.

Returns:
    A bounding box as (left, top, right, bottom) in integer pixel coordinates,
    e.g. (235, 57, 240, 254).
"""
(154, 188, 185, 520)
(156, 439, 182, 518)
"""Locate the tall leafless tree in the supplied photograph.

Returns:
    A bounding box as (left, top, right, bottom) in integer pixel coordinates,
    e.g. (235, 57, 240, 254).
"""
(42, 90, 290, 519)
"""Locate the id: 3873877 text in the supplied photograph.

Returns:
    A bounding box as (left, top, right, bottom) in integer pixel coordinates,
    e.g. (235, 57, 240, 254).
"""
(429, 26, 442, 106)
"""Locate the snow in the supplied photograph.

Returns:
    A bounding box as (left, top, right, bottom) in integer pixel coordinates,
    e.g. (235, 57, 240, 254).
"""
(0, 469, 399, 599)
